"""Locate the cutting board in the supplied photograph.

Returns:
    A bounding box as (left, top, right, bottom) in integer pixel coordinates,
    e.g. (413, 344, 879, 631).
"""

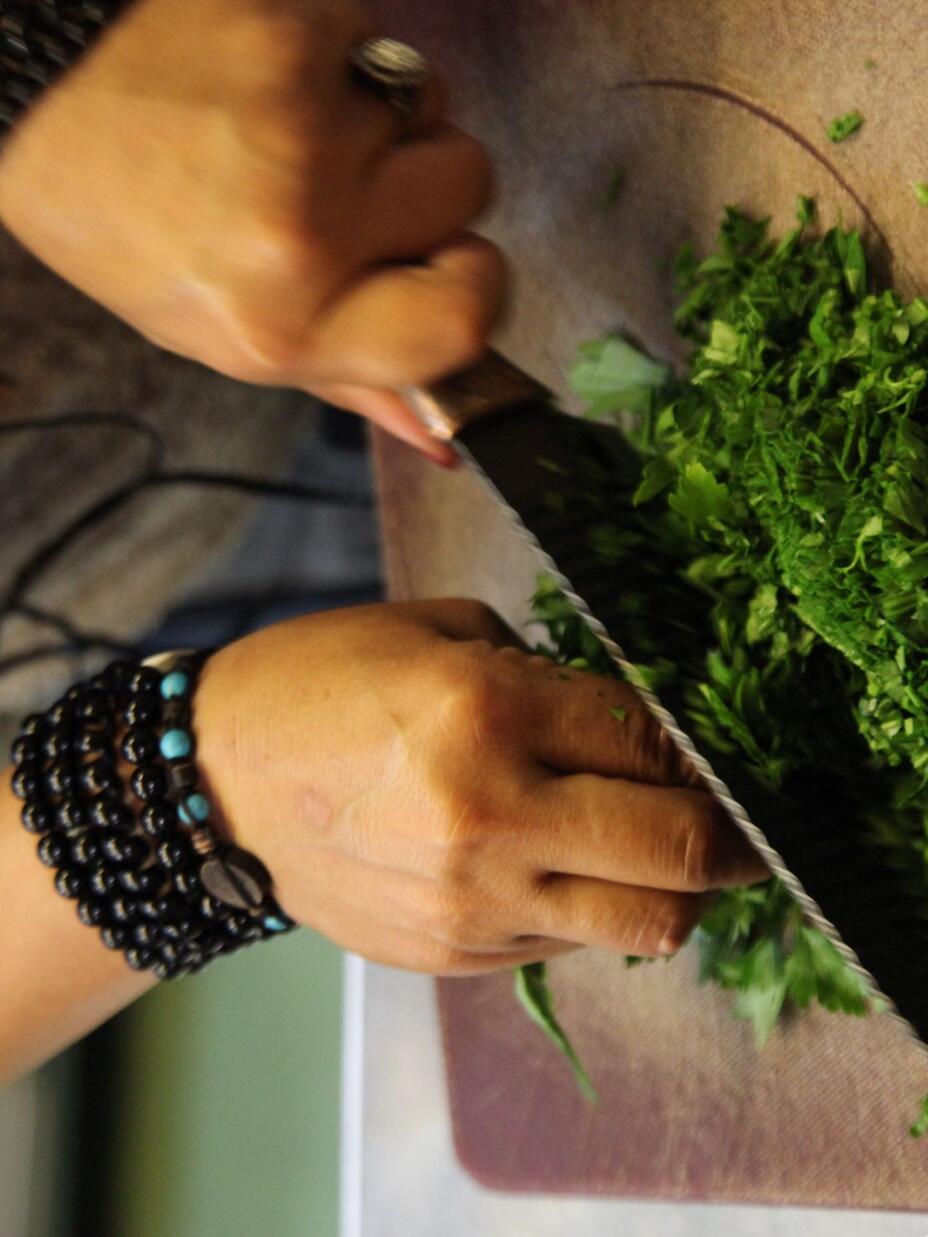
(371, 0, 928, 1208)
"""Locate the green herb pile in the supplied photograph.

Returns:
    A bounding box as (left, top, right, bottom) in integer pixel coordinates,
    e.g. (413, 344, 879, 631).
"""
(517, 199, 928, 1131)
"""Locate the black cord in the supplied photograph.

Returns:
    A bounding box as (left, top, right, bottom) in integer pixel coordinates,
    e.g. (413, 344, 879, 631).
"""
(0, 407, 374, 684)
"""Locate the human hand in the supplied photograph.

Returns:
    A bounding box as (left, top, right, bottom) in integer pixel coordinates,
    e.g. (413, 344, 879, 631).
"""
(192, 599, 769, 975)
(0, 0, 504, 465)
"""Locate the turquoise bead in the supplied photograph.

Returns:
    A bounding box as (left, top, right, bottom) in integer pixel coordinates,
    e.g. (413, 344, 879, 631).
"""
(178, 792, 210, 824)
(160, 728, 192, 760)
(160, 671, 190, 700)
(263, 915, 289, 933)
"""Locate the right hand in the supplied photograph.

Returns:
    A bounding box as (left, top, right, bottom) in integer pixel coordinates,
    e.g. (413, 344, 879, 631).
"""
(193, 598, 769, 975)
(0, 0, 505, 465)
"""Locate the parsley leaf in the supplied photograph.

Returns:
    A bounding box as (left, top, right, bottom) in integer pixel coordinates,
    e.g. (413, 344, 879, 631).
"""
(827, 110, 864, 142)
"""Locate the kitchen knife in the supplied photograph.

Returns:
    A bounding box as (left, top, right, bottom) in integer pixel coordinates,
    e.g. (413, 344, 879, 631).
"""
(406, 349, 928, 1052)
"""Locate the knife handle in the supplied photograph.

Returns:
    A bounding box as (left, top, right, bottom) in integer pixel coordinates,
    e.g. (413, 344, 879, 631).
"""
(403, 349, 551, 441)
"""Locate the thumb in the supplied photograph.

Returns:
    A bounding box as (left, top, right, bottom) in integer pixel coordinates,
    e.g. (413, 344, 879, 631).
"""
(309, 380, 458, 467)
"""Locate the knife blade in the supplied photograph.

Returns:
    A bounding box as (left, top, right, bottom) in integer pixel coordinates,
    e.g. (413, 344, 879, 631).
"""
(406, 349, 928, 1052)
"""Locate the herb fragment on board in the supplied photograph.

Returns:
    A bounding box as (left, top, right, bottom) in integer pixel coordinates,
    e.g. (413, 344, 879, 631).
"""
(827, 110, 864, 142)
(601, 169, 625, 211)
(913, 182, 928, 207)
(909, 1094, 928, 1138)
(514, 962, 597, 1101)
(609, 705, 627, 722)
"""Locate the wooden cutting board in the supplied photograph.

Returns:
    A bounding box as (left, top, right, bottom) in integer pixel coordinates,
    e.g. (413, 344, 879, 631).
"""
(371, 0, 928, 1207)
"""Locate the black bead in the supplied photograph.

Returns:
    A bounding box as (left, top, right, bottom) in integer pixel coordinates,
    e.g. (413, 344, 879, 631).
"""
(130, 764, 166, 803)
(157, 942, 181, 967)
(72, 728, 107, 757)
(19, 713, 47, 737)
(89, 799, 134, 831)
(152, 960, 177, 980)
(88, 867, 117, 897)
(117, 866, 163, 897)
(168, 761, 198, 793)
(80, 757, 120, 797)
(160, 918, 197, 943)
(109, 895, 139, 925)
(11, 766, 41, 800)
(45, 761, 75, 797)
(222, 911, 250, 939)
(100, 832, 148, 868)
(121, 726, 158, 765)
(65, 685, 86, 705)
(11, 735, 41, 766)
(42, 728, 74, 760)
(21, 801, 54, 835)
(172, 865, 201, 899)
(54, 868, 83, 899)
(140, 802, 175, 838)
(124, 696, 159, 728)
(48, 702, 72, 728)
(129, 667, 161, 695)
(100, 924, 129, 950)
(197, 894, 226, 922)
(70, 833, 101, 866)
(104, 659, 136, 691)
(55, 798, 87, 830)
(124, 947, 154, 971)
(136, 898, 162, 922)
(131, 922, 162, 948)
(37, 834, 68, 867)
(161, 699, 190, 727)
(73, 689, 111, 722)
(156, 839, 192, 871)
(205, 937, 227, 955)
(77, 898, 107, 927)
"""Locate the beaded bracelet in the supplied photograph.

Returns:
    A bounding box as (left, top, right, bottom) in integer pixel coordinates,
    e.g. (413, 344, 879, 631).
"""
(0, 2, 131, 131)
(11, 652, 294, 979)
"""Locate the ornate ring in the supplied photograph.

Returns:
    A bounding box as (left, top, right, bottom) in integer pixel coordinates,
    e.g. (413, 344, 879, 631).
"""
(348, 36, 431, 125)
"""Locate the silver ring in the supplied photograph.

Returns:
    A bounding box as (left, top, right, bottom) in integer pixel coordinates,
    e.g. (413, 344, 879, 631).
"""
(348, 36, 430, 122)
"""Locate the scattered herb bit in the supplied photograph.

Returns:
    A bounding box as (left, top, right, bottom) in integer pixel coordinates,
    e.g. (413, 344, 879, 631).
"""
(601, 169, 625, 211)
(796, 194, 816, 225)
(863, 57, 877, 70)
(909, 1094, 928, 1138)
(827, 110, 864, 142)
(913, 182, 928, 207)
(514, 962, 597, 1100)
(609, 705, 627, 722)
(569, 335, 669, 419)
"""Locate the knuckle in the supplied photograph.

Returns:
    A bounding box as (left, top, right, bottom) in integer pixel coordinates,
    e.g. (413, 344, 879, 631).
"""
(678, 808, 719, 892)
(437, 301, 490, 372)
(434, 887, 481, 950)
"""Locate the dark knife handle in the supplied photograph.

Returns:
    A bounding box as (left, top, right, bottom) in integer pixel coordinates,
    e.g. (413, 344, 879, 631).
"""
(404, 350, 551, 440)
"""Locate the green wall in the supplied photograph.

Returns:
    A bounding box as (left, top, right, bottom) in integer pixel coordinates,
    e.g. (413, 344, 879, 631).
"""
(107, 930, 343, 1237)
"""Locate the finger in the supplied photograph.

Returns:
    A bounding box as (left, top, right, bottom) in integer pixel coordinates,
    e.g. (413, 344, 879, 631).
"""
(300, 232, 508, 389)
(527, 873, 711, 956)
(519, 658, 700, 786)
(308, 379, 459, 466)
(304, 882, 579, 976)
(364, 127, 495, 259)
(343, 70, 451, 158)
(414, 597, 526, 648)
(527, 773, 770, 891)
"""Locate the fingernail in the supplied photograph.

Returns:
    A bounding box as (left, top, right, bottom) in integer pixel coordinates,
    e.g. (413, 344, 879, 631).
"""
(418, 446, 459, 469)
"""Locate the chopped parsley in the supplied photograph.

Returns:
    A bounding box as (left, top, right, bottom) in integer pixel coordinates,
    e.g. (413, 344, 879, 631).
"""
(516, 197, 928, 1134)
(913, 182, 928, 207)
(827, 110, 864, 142)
